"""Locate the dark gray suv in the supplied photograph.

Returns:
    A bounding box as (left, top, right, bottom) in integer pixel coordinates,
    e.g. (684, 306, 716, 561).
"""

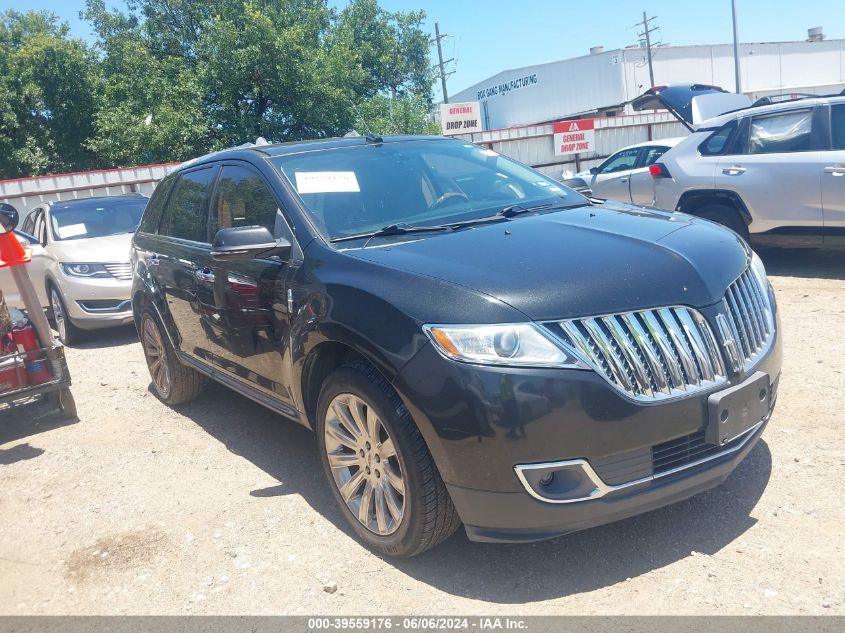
(131, 136, 781, 556)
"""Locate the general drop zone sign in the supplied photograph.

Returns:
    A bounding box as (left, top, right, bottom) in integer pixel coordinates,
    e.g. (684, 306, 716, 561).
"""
(553, 119, 595, 156)
(440, 102, 483, 135)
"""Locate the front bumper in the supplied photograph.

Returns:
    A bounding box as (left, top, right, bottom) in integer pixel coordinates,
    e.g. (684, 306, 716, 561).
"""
(451, 413, 770, 543)
(55, 274, 133, 330)
(392, 311, 781, 544)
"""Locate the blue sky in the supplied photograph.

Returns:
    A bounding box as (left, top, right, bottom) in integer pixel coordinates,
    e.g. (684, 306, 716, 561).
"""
(5, 0, 845, 100)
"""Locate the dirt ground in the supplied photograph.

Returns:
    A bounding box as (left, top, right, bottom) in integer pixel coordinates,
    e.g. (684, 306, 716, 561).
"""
(0, 248, 843, 616)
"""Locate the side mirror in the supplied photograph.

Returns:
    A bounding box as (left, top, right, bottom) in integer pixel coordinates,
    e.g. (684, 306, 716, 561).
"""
(589, 167, 599, 176)
(211, 226, 292, 262)
(0, 202, 19, 232)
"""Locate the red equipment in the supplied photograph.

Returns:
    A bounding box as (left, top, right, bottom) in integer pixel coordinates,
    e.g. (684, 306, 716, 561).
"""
(12, 324, 52, 385)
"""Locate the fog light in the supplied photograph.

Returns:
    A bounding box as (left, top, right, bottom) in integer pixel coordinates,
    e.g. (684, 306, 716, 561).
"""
(514, 459, 607, 503)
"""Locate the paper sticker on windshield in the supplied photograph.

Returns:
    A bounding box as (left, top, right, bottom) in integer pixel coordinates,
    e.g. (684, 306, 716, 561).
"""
(294, 171, 360, 194)
(57, 223, 87, 239)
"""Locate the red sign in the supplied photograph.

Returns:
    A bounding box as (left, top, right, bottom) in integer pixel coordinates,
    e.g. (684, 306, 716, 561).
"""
(553, 119, 595, 156)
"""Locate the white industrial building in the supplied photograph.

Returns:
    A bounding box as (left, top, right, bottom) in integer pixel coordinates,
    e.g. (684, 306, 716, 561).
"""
(448, 35, 845, 176)
(451, 37, 845, 129)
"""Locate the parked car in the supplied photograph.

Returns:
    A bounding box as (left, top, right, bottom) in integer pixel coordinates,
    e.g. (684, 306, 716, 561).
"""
(632, 83, 845, 247)
(0, 195, 148, 344)
(575, 137, 685, 204)
(131, 136, 781, 557)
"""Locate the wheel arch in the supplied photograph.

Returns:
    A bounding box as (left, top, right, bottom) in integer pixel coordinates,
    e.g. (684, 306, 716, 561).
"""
(676, 189, 753, 226)
(299, 340, 376, 430)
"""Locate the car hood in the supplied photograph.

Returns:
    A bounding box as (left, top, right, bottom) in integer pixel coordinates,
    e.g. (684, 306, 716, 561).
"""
(344, 203, 749, 321)
(49, 232, 133, 263)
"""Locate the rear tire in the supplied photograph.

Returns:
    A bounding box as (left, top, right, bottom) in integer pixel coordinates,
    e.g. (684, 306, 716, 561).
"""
(49, 286, 84, 346)
(316, 362, 460, 557)
(695, 203, 750, 243)
(139, 308, 205, 405)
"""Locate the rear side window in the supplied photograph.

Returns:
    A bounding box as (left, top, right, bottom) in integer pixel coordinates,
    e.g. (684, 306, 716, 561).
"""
(162, 167, 217, 243)
(21, 212, 35, 235)
(641, 146, 669, 166)
(749, 109, 812, 154)
(700, 122, 737, 156)
(209, 164, 280, 239)
(33, 210, 47, 245)
(138, 175, 176, 234)
(831, 104, 845, 150)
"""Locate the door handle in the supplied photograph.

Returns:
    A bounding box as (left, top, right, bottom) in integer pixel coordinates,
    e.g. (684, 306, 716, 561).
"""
(722, 165, 746, 175)
(823, 165, 845, 176)
(195, 269, 215, 282)
(620, 177, 629, 183)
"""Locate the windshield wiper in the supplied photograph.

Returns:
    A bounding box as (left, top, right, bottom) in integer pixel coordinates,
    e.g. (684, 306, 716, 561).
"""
(330, 222, 452, 244)
(497, 201, 586, 218)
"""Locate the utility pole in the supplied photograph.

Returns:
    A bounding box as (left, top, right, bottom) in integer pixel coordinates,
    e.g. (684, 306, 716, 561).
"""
(636, 11, 659, 87)
(434, 22, 453, 104)
(731, 0, 742, 93)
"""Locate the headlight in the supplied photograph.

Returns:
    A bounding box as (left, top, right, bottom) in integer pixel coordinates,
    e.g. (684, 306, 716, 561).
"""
(423, 323, 582, 367)
(749, 251, 773, 295)
(62, 263, 111, 278)
(750, 251, 767, 283)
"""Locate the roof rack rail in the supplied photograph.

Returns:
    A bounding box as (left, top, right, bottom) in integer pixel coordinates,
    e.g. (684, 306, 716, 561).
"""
(751, 93, 819, 107)
(750, 90, 845, 108)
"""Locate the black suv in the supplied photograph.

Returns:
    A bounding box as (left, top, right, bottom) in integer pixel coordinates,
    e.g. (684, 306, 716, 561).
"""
(131, 136, 782, 556)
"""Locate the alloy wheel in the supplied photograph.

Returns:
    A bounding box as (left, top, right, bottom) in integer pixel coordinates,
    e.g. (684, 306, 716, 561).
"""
(323, 393, 406, 535)
(142, 317, 171, 397)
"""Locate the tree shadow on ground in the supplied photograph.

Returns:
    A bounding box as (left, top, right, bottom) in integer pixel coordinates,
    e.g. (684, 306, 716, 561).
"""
(0, 442, 44, 465)
(175, 382, 772, 603)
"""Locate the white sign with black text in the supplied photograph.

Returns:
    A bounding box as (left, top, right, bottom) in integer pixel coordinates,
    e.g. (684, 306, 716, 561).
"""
(553, 119, 596, 156)
(440, 102, 483, 135)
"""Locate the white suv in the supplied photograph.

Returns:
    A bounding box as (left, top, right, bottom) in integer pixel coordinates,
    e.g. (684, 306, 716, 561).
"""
(632, 84, 845, 247)
(0, 195, 147, 343)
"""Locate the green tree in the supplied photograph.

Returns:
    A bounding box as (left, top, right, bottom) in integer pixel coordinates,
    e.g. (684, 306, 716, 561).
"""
(355, 94, 438, 136)
(83, 0, 437, 165)
(0, 10, 99, 178)
(82, 0, 212, 166)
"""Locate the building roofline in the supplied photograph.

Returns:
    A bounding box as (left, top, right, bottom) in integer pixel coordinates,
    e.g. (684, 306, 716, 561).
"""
(450, 38, 845, 99)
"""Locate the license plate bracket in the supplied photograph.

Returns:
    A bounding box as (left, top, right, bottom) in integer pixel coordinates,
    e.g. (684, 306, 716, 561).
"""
(706, 371, 770, 446)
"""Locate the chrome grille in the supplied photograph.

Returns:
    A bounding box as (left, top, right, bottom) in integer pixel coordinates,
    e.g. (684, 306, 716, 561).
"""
(549, 307, 727, 402)
(719, 269, 774, 372)
(104, 262, 132, 281)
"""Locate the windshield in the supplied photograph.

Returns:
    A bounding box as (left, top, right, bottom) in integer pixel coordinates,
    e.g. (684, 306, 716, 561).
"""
(49, 198, 147, 241)
(271, 140, 588, 241)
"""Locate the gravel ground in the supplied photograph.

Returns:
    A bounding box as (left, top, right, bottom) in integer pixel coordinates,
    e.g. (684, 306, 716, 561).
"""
(0, 248, 843, 615)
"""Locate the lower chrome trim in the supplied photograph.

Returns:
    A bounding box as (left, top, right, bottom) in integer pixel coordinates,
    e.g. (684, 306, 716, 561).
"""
(77, 299, 132, 314)
(514, 418, 765, 504)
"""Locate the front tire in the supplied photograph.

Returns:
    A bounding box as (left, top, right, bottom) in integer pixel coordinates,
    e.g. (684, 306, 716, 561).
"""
(316, 362, 460, 557)
(140, 308, 205, 405)
(49, 286, 84, 345)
